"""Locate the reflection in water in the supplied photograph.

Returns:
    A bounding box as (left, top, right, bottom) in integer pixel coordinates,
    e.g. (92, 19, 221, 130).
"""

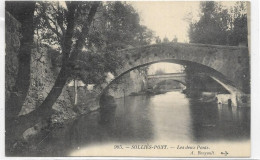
(115, 95, 154, 142)
(34, 91, 250, 156)
(149, 92, 192, 142)
(189, 100, 250, 142)
(100, 95, 154, 142)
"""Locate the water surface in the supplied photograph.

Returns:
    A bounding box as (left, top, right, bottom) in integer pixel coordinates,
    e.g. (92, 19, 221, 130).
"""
(34, 91, 250, 156)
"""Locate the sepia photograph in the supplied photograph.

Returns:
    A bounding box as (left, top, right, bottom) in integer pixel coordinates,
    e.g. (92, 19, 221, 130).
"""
(4, 0, 252, 157)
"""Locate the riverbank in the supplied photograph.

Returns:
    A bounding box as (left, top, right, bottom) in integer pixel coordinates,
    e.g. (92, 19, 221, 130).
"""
(10, 91, 250, 157)
(129, 88, 184, 96)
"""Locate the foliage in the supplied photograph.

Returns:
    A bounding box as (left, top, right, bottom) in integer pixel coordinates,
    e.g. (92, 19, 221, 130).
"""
(91, 2, 154, 50)
(228, 2, 248, 46)
(35, 1, 154, 85)
(5, 1, 155, 147)
(188, 1, 248, 46)
(189, 2, 229, 45)
(79, 2, 154, 82)
(162, 37, 170, 43)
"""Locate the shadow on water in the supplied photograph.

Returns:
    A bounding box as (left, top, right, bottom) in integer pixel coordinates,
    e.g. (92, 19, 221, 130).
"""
(100, 94, 155, 143)
(188, 100, 250, 142)
(31, 91, 250, 156)
(31, 94, 154, 156)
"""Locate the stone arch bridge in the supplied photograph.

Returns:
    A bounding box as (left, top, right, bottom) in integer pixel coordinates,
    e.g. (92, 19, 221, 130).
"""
(97, 42, 249, 107)
(147, 73, 186, 89)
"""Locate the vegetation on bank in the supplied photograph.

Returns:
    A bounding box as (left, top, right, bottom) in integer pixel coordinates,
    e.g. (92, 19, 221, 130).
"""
(6, 1, 154, 154)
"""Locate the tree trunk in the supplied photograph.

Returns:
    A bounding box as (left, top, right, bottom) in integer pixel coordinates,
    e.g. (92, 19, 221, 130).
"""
(9, 66, 69, 140)
(16, 2, 100, 131)
(74, 79, 78, 105)
(7, 2, 100, 144)
(5, 1, 36, 120)
(5, 2, 36, 153)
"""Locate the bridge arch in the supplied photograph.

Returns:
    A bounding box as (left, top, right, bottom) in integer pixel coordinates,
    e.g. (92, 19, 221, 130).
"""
(101, 59, 238, 95)
(146, 73, 187, 89)
(152, 79, 187, 90)
(99, 43, 249, 107)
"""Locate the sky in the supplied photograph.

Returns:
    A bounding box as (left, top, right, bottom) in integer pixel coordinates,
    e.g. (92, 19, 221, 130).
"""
(148, 63, 184, 75)
(129, 1, 201, 74)
(130, 1, 238, 42)
(130, 1, 201, 43)
(130, 1, 238, 74)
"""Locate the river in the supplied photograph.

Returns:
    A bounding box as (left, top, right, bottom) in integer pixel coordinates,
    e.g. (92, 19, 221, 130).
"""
(32, 91, 250, 156)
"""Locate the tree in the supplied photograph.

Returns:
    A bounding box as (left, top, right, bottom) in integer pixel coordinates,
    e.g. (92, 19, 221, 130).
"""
(6, 1, 36, 147)
(99, 2, 153, 49)
(188, 2, 230, 45)
(6, 1, 100, 147)
(188, 1, 248, 46)
(6, 1, 36, 120)
(228, 2, 248, 46)
(73, 2, 154, 83)
(6, 1, 154, 146)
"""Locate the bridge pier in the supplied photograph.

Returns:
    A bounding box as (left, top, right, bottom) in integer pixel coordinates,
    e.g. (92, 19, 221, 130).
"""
(210, 76, 249, 107)
(216, 93, 237, 107)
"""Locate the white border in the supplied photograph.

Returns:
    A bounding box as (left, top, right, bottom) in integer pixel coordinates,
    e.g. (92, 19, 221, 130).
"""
(250, 0, 260, 158)
(0, 0, 259, 159)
